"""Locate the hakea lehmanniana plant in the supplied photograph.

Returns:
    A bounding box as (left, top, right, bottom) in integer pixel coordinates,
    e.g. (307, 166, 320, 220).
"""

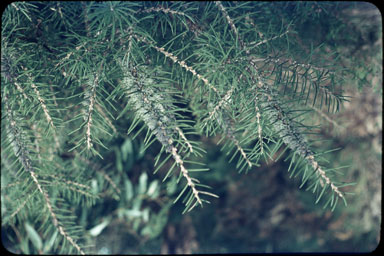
(1, 1, 354, 254)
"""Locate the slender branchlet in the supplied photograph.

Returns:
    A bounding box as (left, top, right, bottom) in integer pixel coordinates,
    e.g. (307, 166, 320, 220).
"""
(141, 6, 187, 17)
(1, 45, 30, 101)
(170, 146, 203, 207)
(204, 87, 234, 123)
(203, 89, 253, 169)
(30, 124, 43, 162)
(3, 46, 61, 150)
(311, 105, 343, 129)
(251, 55, 342, 112)
(25, 71, 56, 130)
(3, 92, 85, 255)
(215, 1, 244, 48)
(248, 30, 290, 47)
(9, 192, 35, 219)
(13, 80, 30, 100)
(175, 126, 194, 153)
(248, 57, 345, 200)
(305, 155, 344, 199)
(255, 101, 264, 155)
(119, 63, 176, 151)
(48, 173, 91, 190)
(22, 64, 60, 149)
(264, 55, 335, 74)
(119, 61, 216, 208)
(45, 173, 96, 199)
(132, 34, 219, 94)
(100, 171, 121, 195)
(55, 43, 87, 69)
(84, 73, 99, 150)
(215, 2, 238, 36)
(95, 103, 118, 134)
(225, 124, 253, 169)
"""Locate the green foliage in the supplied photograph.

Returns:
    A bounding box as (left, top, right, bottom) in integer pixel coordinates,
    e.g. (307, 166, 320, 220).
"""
(1, 1, 360, 254)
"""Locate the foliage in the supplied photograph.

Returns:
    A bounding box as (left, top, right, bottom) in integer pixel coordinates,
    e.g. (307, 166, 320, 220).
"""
(1, 1, 371, 254)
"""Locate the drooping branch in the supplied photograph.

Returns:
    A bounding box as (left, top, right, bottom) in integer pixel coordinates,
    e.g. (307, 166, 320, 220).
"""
(3, 92, 86, 255)
(248, 57, 345, 201)
(119, 61, 218, 211)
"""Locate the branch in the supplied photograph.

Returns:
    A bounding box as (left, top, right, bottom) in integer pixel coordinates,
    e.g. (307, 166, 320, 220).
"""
(132, 34, 220, 94)
(3, 92, 85, 255)
(248, 57, 345, 202)
(119, 61, 217, 211)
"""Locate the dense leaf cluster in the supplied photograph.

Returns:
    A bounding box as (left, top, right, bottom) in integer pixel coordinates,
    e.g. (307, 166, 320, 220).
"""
(1, 2, 354, 254)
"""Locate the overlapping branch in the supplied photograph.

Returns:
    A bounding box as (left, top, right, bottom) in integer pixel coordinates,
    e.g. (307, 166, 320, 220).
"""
(3, 92, 85, 255)
(248, 57, 345, 202)
(119, 61, 218, 212)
